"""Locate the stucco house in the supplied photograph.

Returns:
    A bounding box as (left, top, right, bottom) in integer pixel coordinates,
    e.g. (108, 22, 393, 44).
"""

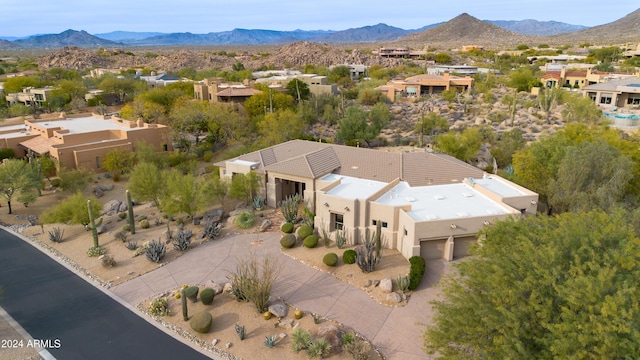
(5, 87, 54, 107)
(0, 113, 172, 171)
(216, 140, 537, 261)
(582, 77, 640, 110)
(378, 73, 474, 102)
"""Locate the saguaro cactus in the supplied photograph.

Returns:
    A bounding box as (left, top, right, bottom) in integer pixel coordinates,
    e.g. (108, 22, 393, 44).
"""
(87, 200, 102, 248)
(126, 190, 135, 234)
(181, 289, 188, 321)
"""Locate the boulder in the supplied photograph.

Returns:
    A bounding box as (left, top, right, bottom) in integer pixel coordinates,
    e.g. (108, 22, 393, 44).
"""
(379, 278, 393, 293)
(259, 219, 272, 232)
(117, 201, 128, 213)
(102, 200, 121, 216)
(317, 324, 345, 351)
(386, 292, 403, 303)
(96, 224, 107, 234)
(268, 300, 288, 318)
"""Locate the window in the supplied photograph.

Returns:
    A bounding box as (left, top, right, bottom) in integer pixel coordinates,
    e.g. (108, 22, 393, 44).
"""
(331, 213, 344, 231)
(600, 93, 612, 104)
(404, 227, 408, 236)
(373, 220, 388, 228)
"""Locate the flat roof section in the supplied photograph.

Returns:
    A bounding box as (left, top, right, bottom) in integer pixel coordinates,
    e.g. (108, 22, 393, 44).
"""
(471, 175, 527, 197)
(33, 116, 140, 134)
(323, 174, 388, 200)
(375, 182, 516, 221)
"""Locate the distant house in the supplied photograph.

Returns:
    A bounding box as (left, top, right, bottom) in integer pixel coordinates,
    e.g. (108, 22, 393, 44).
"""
(329, 64, 367, 80)
(215, 140, 537, 261)
(5, 87, 54, 107)
(0, 113, 172, 171)
(375, 47, 426, 59)
(428, 65, 479, 76)
(378, 73, 474, 102)
(582, 77, 640, 110)
(254, 74, 338, 97)
(541, 67, 639, 89)
(194, 78, 261, 103)
(137, 72, 184, 88)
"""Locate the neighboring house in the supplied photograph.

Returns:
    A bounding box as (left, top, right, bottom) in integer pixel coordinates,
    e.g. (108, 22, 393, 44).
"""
(194, 78, 261, 103)
(461, 45, 483, 52)
(374, 47, 426, 59)
(255, 74, 338, 97)
(0, 113, 172, 170)
(329, 64, 368, 80)
(582, 77, 640, 110)
(5, 87, 54, 107)
(137, 72, 184, 88)
(527, 54, 587, 64)
(378, 73, 474, 102)
(215, 140, 537, 261)
(623, 43, 640, 58)
(428, 65, 479, 76)
(540, 67, 638, 89)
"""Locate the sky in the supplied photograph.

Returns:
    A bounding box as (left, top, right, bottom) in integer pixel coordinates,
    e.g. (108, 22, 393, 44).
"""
(2, 1, 638, 37)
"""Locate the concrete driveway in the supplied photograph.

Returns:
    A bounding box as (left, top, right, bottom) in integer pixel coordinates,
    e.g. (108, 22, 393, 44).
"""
(112, 232, 450, 360)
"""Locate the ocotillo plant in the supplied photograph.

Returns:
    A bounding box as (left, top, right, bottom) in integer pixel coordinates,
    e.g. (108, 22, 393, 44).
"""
(375, 220, 382, 259)
(126, 190, 135, 234)
(87, 200, 102, 248)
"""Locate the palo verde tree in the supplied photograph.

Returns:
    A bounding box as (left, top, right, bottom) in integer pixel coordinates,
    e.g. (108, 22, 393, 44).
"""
(0, 159, 41, 214)
(40, 192, 101, 226)
(127, 162, 165, 207)
(414, 112, 449, 147)
(336, 104, 389, 147)
(159, 169, 212, 218)
(424, 210, 640, 359)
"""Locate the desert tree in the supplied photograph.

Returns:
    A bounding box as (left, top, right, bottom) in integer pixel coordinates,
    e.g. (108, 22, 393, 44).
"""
(0, 159, 41, 214)
(159, 169, 211, 218)
(41, 192, 101, 226)
(127, 162, 165, 207)
(424, 210, 640, 359)
(414, 112, 449, 147)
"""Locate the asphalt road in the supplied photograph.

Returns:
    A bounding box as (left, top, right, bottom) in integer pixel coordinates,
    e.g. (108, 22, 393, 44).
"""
(0, 228, 212, 360)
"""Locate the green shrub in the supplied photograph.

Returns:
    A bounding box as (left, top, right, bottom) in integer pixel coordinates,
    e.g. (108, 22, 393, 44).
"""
(298, 225, 313, 239)
(200, 288, 215, 305)
(280, 234, 296, 248)
(303, 235, 318, 248)
(87, 246, 106, 257)
(281, 222, 294, 233)
(184, 286, 199, 303)
(149, 297, 170, 316)
(343, 249, 357, 264)
(235, 211, 255, 229)
(189, 311, 212, 333)
(408, 256, 426, 290)
(50, 178, 62, 187)
(118, 212, 127, 220)
(139, 219, 150, 229)
(323, 253, 338, 267)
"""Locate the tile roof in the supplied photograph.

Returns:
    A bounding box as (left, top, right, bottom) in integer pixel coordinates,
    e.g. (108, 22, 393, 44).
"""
(19, 136, 59, 154)
(220, 140, 484, 186)
(216, 88, 262, 97)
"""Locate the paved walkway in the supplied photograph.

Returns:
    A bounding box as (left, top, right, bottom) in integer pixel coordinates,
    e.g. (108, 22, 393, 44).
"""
(112, 232, 449, 360)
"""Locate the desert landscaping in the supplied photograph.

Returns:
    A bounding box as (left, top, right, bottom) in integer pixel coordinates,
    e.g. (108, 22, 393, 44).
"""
(2, 164, 411, 360)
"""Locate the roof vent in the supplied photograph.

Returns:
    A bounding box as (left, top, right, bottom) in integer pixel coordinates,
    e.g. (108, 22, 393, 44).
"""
(462, 192, 474, 198)
(434, 194, 445, 200)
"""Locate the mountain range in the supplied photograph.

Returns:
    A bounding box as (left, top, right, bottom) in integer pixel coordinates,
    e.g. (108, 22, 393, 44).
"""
(0, 9, 637, 49)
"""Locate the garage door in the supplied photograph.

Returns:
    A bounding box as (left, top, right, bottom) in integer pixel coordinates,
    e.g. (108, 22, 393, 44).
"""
(453, 236, 477, 259)
(420, 239, 446, 260)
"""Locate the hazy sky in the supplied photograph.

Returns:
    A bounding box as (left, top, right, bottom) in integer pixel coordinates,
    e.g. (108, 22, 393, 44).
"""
(2, 1, 638, 37)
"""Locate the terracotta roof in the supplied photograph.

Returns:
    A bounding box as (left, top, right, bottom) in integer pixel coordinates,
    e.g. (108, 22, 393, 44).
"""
(216, 87, 262, 97)
(19, 136, 58, 154)
(219, 140, 484, 186)
(541, 71, 561, 80)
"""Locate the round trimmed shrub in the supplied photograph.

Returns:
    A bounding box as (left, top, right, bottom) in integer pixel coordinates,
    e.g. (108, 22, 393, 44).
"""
(184, 286, 199, 303)
(189, 311, 212, 333)
(200, 288, 215, 305)
(235, 211, 255, 229)
(281, 222, 294, 233)
(139, 219, 150, 229)
(323, 253, 338, 267)
(280, 234, 296, 248)
(298, 225, 313, 239)
(303, 235, 318, 248)
(343, 249, 357, 264)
